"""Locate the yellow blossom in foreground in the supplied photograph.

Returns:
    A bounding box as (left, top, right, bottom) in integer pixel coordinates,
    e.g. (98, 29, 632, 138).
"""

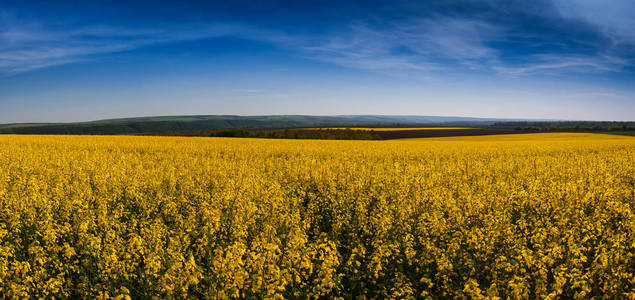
(0, 133, 633, 298)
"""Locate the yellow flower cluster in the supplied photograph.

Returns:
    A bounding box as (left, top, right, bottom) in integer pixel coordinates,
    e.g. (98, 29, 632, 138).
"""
(0, 133, 633, 298)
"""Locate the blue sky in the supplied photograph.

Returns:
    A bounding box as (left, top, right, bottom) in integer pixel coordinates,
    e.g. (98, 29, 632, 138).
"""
(1, 0, 634, 122)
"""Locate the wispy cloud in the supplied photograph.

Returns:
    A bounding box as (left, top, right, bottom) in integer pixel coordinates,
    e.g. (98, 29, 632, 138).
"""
(0, 15, 292, 74)
(494, 88, 633, 100)
(297, 17, 501, 73)
(231, 88, 265, 94)
(282, 16, 631, 77)
(1, 5, 633, 77)
(552, 0, 635, 44)
(0, 10, 507, 76)
(493, 54, 629, 75)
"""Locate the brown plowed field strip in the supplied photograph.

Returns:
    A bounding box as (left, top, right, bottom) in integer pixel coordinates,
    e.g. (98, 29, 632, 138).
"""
(375, 129, 536, 139)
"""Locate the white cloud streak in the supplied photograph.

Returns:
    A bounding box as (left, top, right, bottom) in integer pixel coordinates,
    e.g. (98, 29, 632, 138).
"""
(552, 0, 635, 44)
(493, 54, 629, 75)
(1, 9, 632, 77)
(299, 17, 501, 73)
(0, 16, 292, 74)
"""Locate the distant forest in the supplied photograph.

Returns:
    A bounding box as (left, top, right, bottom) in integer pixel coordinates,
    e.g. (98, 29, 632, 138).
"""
(493, 121, 635, 131)
(206, 128, 381, 140)
(0, 115, 633, 137)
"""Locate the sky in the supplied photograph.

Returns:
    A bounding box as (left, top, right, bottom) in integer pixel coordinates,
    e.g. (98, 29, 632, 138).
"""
(1, 0, 634, 123)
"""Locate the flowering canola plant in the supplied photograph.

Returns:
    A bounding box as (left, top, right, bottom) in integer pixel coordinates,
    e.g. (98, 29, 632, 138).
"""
(0, 133, 633, 299)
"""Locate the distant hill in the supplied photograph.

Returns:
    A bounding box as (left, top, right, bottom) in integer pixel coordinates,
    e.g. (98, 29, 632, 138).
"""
(0, 115, 530, 135)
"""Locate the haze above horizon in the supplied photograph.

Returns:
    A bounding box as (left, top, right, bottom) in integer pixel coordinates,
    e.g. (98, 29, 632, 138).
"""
(1, 0, 634, 123)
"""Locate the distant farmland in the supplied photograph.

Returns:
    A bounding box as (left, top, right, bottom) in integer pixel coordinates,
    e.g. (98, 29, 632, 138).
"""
(305, 127, 476, 131)
(176, 127, 525, 140)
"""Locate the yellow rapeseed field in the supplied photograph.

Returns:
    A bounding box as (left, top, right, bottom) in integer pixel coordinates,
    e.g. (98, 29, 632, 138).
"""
(0, 133, 633, 299)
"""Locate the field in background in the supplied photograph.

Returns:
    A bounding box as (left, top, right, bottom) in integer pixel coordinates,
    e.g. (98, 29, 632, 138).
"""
(0, 133, 633, 298)
(199, 127, 521, 140)
(399, 132, 630, 141)
(306, 127, 476, 131)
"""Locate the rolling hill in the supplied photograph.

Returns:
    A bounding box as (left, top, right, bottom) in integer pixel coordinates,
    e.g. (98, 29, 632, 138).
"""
(0, 115, 527, 135)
